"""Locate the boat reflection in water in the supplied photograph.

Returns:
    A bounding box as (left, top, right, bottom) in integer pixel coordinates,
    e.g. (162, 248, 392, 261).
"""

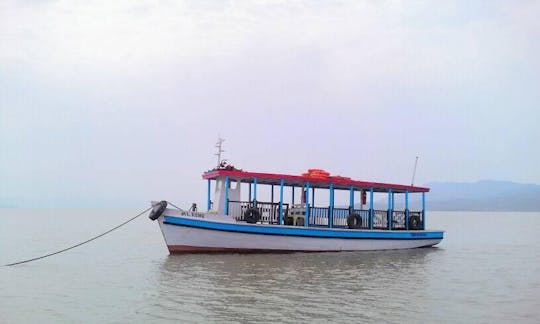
(151, 249, 440, 322)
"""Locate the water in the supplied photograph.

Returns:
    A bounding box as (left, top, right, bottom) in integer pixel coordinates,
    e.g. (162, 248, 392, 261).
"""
(1, 210, 539, 323)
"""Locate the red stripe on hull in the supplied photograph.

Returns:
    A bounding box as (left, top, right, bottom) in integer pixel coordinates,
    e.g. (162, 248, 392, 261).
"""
(167, 245, 340, 254)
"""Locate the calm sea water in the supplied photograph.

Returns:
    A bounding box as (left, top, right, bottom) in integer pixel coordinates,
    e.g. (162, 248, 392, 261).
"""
(1, 210, 539, 323)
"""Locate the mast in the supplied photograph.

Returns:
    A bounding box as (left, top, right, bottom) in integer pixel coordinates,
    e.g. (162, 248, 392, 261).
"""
(215, 137, 225, 167)
(411, 156, 419, 186)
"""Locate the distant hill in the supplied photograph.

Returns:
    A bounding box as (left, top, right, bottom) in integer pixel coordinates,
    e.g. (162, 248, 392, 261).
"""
(421, 180, 540, 211)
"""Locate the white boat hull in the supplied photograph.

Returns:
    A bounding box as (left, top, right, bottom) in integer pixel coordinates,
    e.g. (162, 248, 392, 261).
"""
(156, 209, 443, 253)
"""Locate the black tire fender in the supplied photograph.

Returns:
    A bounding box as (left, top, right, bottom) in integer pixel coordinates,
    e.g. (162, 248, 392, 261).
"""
(409, 215, 421, 230)
(244, 207, 261, 224)
(149, 201, 168, 221)
(347, 213, 362, 229)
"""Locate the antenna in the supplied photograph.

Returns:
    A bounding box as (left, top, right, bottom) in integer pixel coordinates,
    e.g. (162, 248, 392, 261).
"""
(411, 156, 419, 186)
(215, 137, 225, 167)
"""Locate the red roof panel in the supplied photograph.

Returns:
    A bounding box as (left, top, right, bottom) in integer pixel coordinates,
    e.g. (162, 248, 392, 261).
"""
(202, 169, 429, 193)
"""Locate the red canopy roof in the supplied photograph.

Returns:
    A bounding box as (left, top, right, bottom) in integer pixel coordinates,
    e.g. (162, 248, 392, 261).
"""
(202, 169, 429, 193)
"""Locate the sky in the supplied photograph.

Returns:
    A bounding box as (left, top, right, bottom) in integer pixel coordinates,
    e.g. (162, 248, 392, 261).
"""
(1, 0, 539, 208)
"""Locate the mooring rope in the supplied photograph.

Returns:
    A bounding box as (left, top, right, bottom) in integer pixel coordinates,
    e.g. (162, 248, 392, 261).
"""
(4, 205, 153, 267)
(166, 201, 184, 211)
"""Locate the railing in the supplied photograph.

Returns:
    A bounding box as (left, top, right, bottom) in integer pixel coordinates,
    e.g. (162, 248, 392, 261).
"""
(228, 200, 289, 224)
(373, 210, 388, 229)
(227, 200, 423, 230)
(352, 209, 370, 229)
(309, 207, 370, 228)
(392, 211, 406, 230)
(387, 210, 424, 230)
(330, 207, 350, 227)
(373, 210, 421, 230)
(309, 207, 329, 226)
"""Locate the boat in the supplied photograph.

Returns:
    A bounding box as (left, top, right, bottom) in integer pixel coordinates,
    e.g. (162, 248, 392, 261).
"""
(149, 143, 443, 253)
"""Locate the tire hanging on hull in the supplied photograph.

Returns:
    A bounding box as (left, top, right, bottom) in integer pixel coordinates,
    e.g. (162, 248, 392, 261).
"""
(347, 213, 362, 229)
(244, 207, 261, 224)
(408, 215, 421, 230)
(149, 201, 168, 221)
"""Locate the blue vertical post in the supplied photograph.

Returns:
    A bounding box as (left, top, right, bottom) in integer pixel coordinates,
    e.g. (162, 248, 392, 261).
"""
(224, 177, 230, 215)
(271, 184, 274, 221)
(329, 183, 334, 228)
(279, 179, 284, 225)
(405, 190, 409, 230)
(291, 186, 295, 204)
(304, 182, 310, 227)
(207, 179, 211, 211)
(392, 192, 395, 228)
(388, 189, 393, 230)
(369, 187, 374, 229)
(349, 186, 354, 213)
(253, 178, 257, 205)
(422, 192, 426, 230)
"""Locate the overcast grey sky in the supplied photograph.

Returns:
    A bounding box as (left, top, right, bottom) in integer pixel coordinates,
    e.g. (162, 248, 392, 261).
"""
(1, 1, 539, 207)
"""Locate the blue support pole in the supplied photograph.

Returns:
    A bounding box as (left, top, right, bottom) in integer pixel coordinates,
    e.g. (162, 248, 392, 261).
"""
(225, 177, 230, 215)
(388, 189, 393, 230)
(279, 179, 284, 225)
(292, 186, 295, 204)
(253, 178, 257, 205)
(304, 182, 310, 227)
(329, 183, 334, 228)
(349, 186, 354, 212)
(207, 179, 211, 211)
(405, 190, 409, 230)
(369, 187, 374, 230)
(422, 192, 426, 230)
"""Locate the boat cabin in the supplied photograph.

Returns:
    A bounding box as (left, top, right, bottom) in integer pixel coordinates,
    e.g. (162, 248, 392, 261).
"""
(202, 167, 429, 231)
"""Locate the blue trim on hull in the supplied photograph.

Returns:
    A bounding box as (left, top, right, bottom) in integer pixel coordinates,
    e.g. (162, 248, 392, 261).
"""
(163, 216, 444, 240)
